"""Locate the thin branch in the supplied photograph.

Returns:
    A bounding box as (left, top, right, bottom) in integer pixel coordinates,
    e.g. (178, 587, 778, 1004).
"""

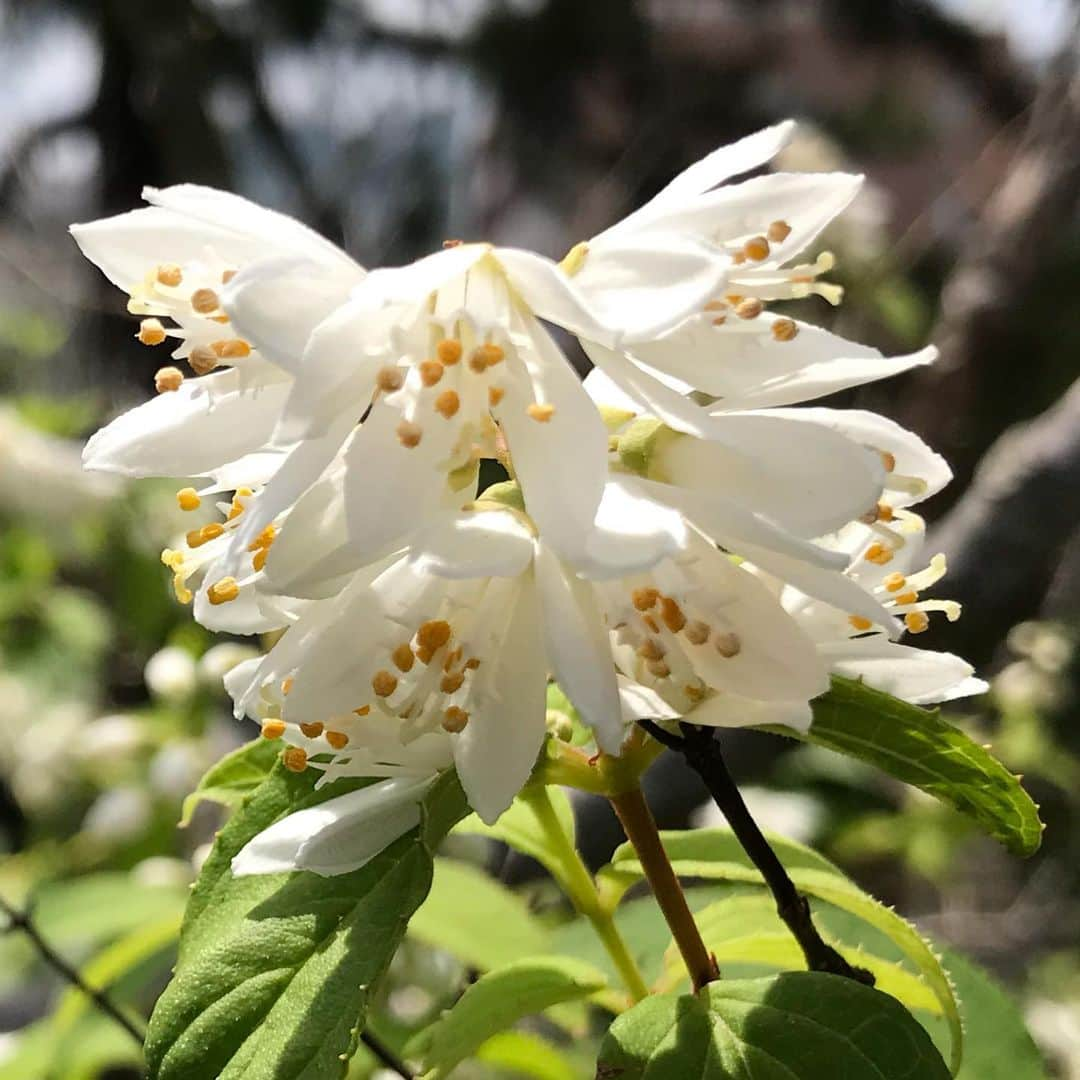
(639, 721, 875, 987)
(0, 893, 146, 1044)
(360, 1030, 414, 1079)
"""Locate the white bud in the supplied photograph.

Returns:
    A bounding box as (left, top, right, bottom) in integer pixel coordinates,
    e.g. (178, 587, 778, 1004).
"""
(198, 642, 261, 687)
(149, 742, 205, 798)
(133, 856, 193, 888)
(145, 646, 197, 702)
(83, 787, 151, 842)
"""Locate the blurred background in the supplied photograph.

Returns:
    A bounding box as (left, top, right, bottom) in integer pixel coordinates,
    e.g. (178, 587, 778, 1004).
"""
(1, 0, 1079, 1076)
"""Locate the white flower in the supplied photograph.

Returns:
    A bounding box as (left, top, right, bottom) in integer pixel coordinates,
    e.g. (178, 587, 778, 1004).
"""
(144, 645, 198, 702)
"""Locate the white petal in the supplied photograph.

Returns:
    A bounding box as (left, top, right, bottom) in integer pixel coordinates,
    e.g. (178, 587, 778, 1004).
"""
(409, 510, 536, 580)
(534, 544, 624, 753)
(231, 777, 432, 877)
(763, 407, 951, 509)
(690, 694, 813, 733)
(454, 579, 548, 824)
(223, 657, 264, 716)
(657, 414, 885, 538)
(194, 562, 288, 636)
(493, 315, 608, 569)
(597, 121, 796, 237)
(223, 255, 364, 374)
(82, 368, 290, 478)
(358, 244, 487, 306)
(820, 639, 987, 705)
(616, 675, 682, 723)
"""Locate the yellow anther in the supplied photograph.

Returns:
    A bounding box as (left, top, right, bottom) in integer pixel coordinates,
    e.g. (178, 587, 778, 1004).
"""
(186, 522, 224, 548)
(464, 657, 480, 670)
(299, 721, 324, 738)
(172, 575, 193, 605)
(880, 450, 897, 473)
(372, 670, 398, 697)
(904, 611, 930, 634)
(436, 339, 463, 366)
(742, 235, 771, 261)
(252, 548, 269, 572)
(376, 366, 405, 393)
(848, 615, 874, 632)
(212, 339, 251, 359)
(894, 591, 919, 606)
(325, 730, 349, 750)
(435, 389, 461, 418)
(724, 294, 745, 305)
(155, 366, 184, 393)
(191, 288, 220, 314)
(883, 572, 907, 592)
(711, 316, 727, 326)
(419, 359, 444, 387)
(442, 706, 470, 733)
(443, 238, 463, 248)
(685, 683, 706, 702)
(735, 298, 764, 320)
(558, 241, 589, 277)
(767, 220, 792, 243)
(282, 676, 294, 695)
(473, 343, 504, 369)
(261, 719, 286, 740)
(138, 318, 167, 345)
(161, 548, 185, 570)
(877, 502, 895, 522)
(732, 251, 747, 265)
(176, 487, 201, 511)
(221, 269, 238, 284)
(683, 620, 711, 646)
(642, 614, 660, 634)
(441, 671, 465, 694)
(392, 643, 415, 673)
(703, 300, 726, 312)
(771, 318, 798, 342)
(715, 631, 741, 658)
(156, 264, 183, 287)
(646, 659, 671, 678)
(488, 385, 505, 407)
(417, 620, 452, 653)
(396, 420, 423, 448)
(865, 542, 894, 566)
(442, 647, 463, 672)
(637, 638, 665, 661)
(282, 746, 308, 773)
(247, 525, 276, 552)
(632, 587, 659, 611)
(527, 403, 555, 423)
(660, 596, 686, 633)
(207, 577, 240, 605)
(353, 705, 371, 716)
(188, 345, 219, 376)
(227, 487, 253, 521)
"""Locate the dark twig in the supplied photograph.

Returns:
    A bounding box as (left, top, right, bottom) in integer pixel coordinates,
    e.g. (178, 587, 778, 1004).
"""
(360, 1030, 414, 1079)
(639, 720, 875, 986)
(0, 893, 146, 1044)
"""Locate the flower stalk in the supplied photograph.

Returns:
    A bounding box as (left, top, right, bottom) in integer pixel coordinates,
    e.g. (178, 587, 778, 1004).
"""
(607, 784, 720, 993)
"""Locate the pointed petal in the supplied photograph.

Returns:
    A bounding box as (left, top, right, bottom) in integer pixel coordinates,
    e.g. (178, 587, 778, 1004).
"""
(690, 694, 813, 732)
(616, 675, 682, 723)
(408, 510, 536, 581)
(358, 244, 488, 306)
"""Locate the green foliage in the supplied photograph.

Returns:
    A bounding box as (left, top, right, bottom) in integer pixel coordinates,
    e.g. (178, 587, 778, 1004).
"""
(607, 827, 963, 1073)
(596, 974, 950, 1078)
(144, 767, 467, 1080)
(409, 856, 551, 970)
(473, 1030, 582, 1080)
(179, 737, 281, 826)
(411, 956, 608, 1079)
(801, 677, 1043, 856)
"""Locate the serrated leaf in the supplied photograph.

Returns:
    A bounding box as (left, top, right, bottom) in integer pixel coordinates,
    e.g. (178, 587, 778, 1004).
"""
(411, 956, 607, 1079)
(802, 676, 1042, 856)
(145, 767, 467, 1080)
(409, 857, 550, 970)
(179, 737, 281, 826)
(597, 973, 950, 1078)
(609, 828, 963, 1074)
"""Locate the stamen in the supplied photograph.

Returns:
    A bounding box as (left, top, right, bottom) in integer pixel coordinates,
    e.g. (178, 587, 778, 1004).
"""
(154, 366, 184, 393)
(282, 747, 308, 772)
(417, 620, 452, 654)
(156, 264, 183, 287)
(441, 671, 465, 694)
(372, 670, 398, 697)
(207, 577, 240, 605)
(282, 677, 294, 695)
(893, 591, 919, 606)
(637, 638, 665, 661)
(488, 386, 505, 407)
(865, 542, 894, 566)
(883, 572, 906, 592)
(659, 596, 686, 633)
(743, 236, 771, 262)
(300, 721, 324, 738)
(646, 659, 671, 678)
(442, 706, 469, 733)
(704, 300, 726, 312)
(849, 615, 874, 632)
(221, 269, 237, 284)
(212, 339, 251, 359)
(714, 632, 741, 658)
(767, 220, 792, 243)
(138, 318, 167, 345)
(436, 339, 463, 366)
(419, 360, 444, 387)
(377, 366, 405, 393)
(632, 587, 659, 611)
(771, 318, 798, 342)
(473, 343, 504, 369)
(877, 502, 895, 522)
(191, 288, 220, 314)
(683, 620, 710, 646)
(558, 241, 589, 276)
(188, 345, 218, 376)
(904, 611, 929, 634)
(396, 420, 423, 448)
(186, 523, 224, 548)
(735, 298, 764, 320)
(880, 451, 897, 473)
(435, 390, 461, 418)
(261, 719, 286, 740)
(354, 705, 371, 716)
(176, 488, 201, 511)
(527, 403, 555, 423)
(325, 730, 349, 750)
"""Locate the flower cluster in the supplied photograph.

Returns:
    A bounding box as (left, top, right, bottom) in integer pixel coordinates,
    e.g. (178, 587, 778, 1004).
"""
(74, 120, 983, 876)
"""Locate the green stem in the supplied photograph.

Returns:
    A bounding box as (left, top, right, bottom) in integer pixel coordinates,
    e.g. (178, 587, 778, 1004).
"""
(522, 786, 650, 1003)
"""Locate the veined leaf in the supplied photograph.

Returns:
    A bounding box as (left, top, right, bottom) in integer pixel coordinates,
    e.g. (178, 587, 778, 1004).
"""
(179, 737, 280, 826)
(597, 973, 950, 1078)
(409, 857, 551, 970)
(145, 766, 466, 1080)
(608, 828, 963, 1074)
(411, 956, 607, 1079)
(801, 676, 1042, 856)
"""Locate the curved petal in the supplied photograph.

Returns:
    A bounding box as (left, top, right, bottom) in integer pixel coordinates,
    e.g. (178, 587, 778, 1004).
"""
(689, 694, 813, 733)
(616, 675, 682, 723)
(454, 579, 547, 823)
(534, 545, 624, 753)
(231, 777, 432, 877)
(223, 255, 364, 374)
(82, 368, 291, 478)
(408, 510, 536, 581)
(358, 244, 487, 306)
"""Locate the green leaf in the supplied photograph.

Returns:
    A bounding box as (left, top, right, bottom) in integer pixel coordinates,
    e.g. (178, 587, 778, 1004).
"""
(609, 828, 963, 1074)
(179, 737, 281, 826)
(145, 767, 467, 1080)
(474, 1031, 581, 1080)
(411, 956, 607, 1079)
(803, 676, 1043, 856)
(664, 894, 941, 1014)
(454, 786, 576, 881)
(409, 857, 551, 970)
(596, 973, 950, 1078)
